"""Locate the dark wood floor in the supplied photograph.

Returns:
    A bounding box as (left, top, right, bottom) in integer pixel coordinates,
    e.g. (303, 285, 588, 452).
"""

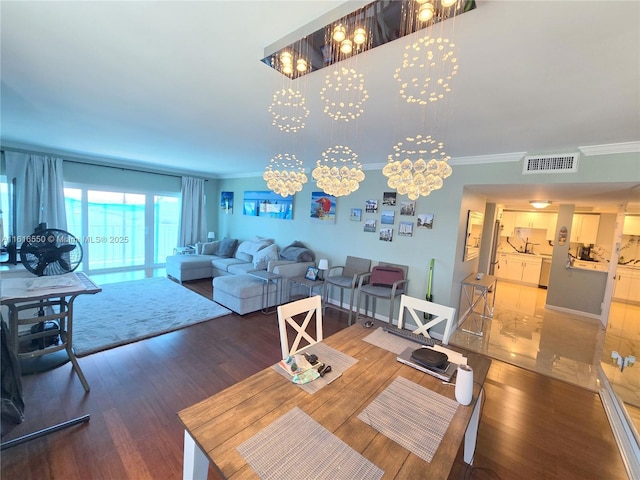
(1, 279, 629, 479)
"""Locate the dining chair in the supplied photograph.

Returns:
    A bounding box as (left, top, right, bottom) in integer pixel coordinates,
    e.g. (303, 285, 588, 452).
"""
(355, 262, 408, 325)
(397, 294, 456, 345)
(323, 256, 371, 325)
(277, 295, 323, 359)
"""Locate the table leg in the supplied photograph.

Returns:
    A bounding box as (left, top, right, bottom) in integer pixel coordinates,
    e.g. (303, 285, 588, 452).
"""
(67, 298, 90, 392)
(463, 389, 483, 464)
(183, 430, 209, 480)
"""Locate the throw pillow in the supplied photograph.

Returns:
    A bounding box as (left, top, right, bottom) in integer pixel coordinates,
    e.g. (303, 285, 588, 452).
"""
(280, 241, 316, 262)
(201, 241, 219, 255)
(216, 238, 238, 257)
(237, 240, 270, 256)
(253, 244, 279, 269)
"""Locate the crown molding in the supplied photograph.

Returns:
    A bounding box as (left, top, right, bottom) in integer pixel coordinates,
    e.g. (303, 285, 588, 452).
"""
(578, 141, 640, 156)
(449, 152, 526, 165)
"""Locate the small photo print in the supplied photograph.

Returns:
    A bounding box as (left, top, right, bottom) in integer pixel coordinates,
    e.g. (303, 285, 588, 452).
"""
(379, 228, 393, 242)
(305, 266, 319, 281)
(399, 221, 414, 237)
(365, 199, 378, 213)
(364, 218, 377, 232)
(400, 201, 416, 216)
(350, 208, 362, 221)
(382, 192, 397, 206)
(381, 209, 395, 225)
(417, 213, 435, 229)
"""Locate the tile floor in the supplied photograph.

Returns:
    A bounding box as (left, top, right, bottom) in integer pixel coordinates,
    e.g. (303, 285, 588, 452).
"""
(450, 279, 640, 434)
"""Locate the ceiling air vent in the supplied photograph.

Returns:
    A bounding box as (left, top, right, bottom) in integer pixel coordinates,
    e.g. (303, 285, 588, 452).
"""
(522, 153, 579, 174)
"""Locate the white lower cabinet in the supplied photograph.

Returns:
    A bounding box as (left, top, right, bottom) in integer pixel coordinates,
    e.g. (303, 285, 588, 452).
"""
(495, 253, 542, 285)
(613, 266, 640, 303)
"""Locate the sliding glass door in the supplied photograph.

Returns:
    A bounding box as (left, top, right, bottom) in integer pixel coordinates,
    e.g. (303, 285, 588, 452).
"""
(64, 186, 178, 273)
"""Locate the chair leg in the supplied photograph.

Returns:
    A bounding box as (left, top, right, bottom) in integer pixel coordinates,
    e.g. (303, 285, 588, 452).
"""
(389, 299, 394, 326)
(347, 288, 355, 325)
(354, 291, 363, 325)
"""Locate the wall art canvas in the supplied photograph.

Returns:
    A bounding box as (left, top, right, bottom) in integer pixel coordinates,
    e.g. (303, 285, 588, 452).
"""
(379, 228, 393, 242)
(381, 209, 395, 225)
(243, 191, 293, 220)
(221, 191, 234, 213)
(365, 199, 378, 213)
(417, 213, 435, 229)
(382, 192, 397, 206)
(399, 221, 414, 237)
(364, 219, 377, 232)
(350, 208, 362, 221)
(311, 192, 336, 223)
(400, 201, 415, 216)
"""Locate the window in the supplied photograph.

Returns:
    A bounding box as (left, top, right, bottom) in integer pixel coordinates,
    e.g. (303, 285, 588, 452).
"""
(64, 186, 179, 273)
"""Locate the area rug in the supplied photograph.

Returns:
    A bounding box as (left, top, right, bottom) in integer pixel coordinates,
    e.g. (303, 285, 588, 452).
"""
(72, 277, 231, 356)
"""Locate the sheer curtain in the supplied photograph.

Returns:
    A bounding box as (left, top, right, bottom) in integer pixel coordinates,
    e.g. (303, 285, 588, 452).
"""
(178, 176, 207, 247)
(4, 152, 67, 239)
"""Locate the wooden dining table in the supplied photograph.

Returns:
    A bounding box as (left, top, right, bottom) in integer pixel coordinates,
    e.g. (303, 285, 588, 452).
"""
(178, 321, 491, 479)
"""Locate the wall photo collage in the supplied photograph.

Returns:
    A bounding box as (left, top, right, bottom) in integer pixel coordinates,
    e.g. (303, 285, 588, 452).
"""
(361, 192, 434, 243)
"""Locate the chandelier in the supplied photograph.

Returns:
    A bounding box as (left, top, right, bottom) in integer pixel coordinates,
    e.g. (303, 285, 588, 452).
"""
(263, 153, 308, 197)
(268, 88, 310, 133)
(261, 1, 475, 79)
(382, 135, 452, 200)
(319, 66, 369, 122)
(394, 36, 458, 105)
(312, 145, 365, 197)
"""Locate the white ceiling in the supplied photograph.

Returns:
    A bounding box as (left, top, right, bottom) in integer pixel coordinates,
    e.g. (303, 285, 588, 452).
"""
(1, 1, 639, 207)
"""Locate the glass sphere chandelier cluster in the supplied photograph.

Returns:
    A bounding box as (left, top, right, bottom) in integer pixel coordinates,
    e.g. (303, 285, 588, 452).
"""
(394, 36, 458, 105)
(268, 88, 310, 133)
(320, 66, 369, 122)
(312, 145, 365, 197)
(383, 135, 452, 200)
(263, 153, 308, 197)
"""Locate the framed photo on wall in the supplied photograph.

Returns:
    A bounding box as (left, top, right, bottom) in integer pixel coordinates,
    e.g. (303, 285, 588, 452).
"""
(417, 213, 435, 229)
(311, 192, 336, 223)
(221, 192, 234, 213)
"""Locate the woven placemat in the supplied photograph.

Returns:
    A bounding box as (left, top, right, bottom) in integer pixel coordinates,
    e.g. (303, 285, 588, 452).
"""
(363, 327, 421, 354)
(357, 376, 458, 463)
(272, 342, 358, 394)
(237, 407, 384, 480)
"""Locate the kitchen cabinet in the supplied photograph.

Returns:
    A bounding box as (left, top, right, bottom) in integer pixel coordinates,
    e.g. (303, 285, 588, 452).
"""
(572, 260, 608, 272)
(495, 253, 542, 285)
(500, 211, 554, 237)
(495, 253, 509, 279)
(570, 214, 600, 244)
(545, 214, 558, 241)
(613, 266, 640, 303)
(500, 212, 516, 237)
(622, 215, 640, 236)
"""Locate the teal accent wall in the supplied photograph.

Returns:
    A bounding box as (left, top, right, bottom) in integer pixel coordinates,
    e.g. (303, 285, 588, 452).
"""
(214, 153, 639, 321)
(4, 145, 638, 322)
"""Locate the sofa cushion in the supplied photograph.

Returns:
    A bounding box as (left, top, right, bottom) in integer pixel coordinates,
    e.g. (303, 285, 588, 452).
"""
(253, 244, 279, 270)
(235, 239, 271, 262)
(216, 238, 238, 257)
(280, 241, 315, 262)
(227, 263, 260, 275)
(201, 241, 219, 255)
(212, 257, 245, 272)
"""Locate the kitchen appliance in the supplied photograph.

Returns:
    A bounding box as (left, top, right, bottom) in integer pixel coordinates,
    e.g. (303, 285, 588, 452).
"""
(578, 245, 594, 261)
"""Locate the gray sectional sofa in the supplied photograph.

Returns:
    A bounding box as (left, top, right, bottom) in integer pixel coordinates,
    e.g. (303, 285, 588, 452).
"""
(166, 237, 315, 315)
